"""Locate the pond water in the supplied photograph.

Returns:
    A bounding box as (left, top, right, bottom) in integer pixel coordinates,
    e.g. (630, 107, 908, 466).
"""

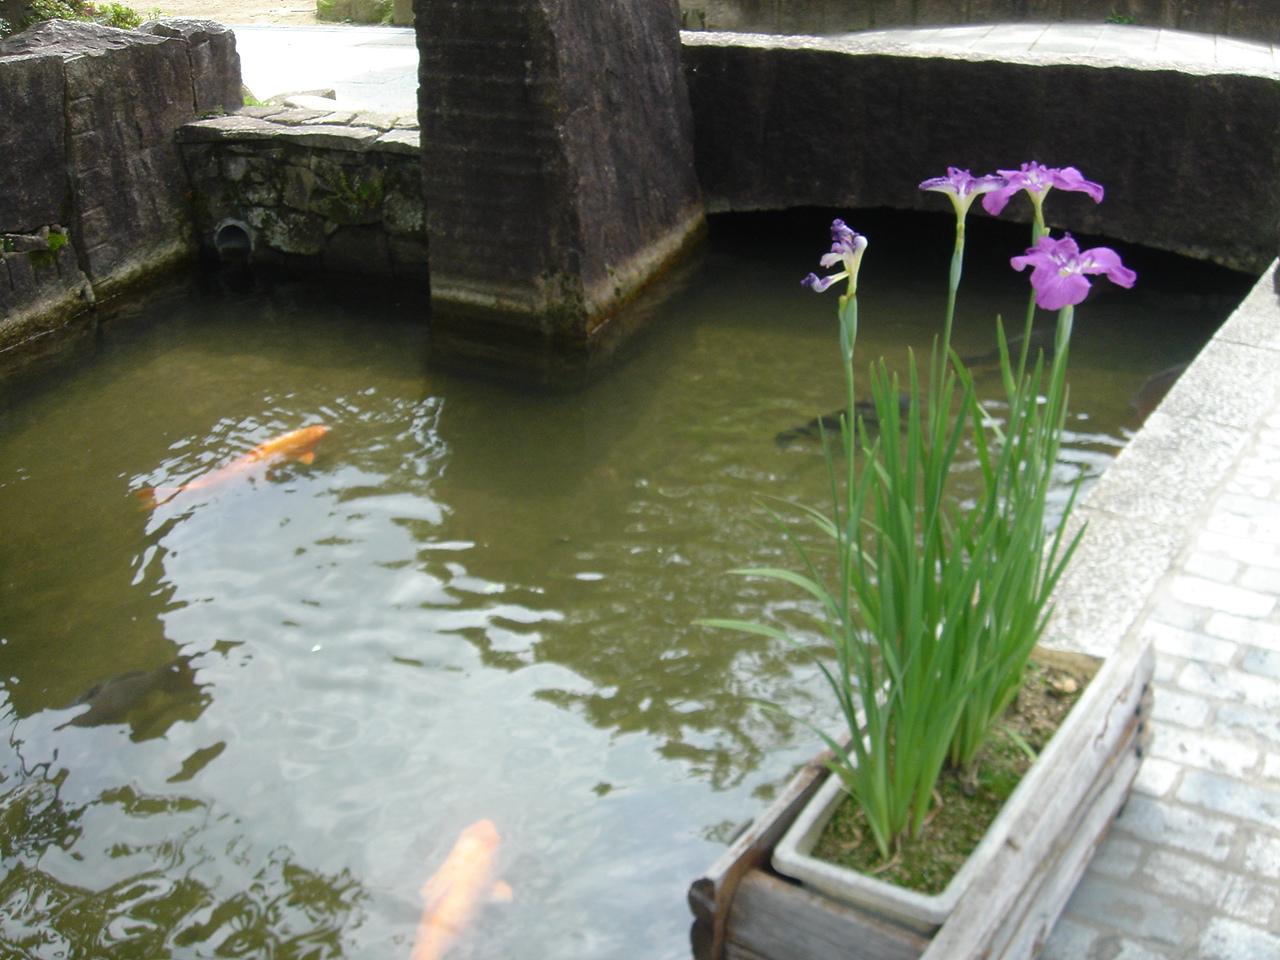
(0, 210, 1245, 959)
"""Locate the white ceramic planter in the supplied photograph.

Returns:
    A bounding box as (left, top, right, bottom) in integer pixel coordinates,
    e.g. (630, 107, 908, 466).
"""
(771, 643, 1143, 935)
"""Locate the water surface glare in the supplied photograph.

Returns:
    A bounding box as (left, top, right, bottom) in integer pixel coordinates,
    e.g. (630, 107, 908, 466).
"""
(0, 211, 1242, 958)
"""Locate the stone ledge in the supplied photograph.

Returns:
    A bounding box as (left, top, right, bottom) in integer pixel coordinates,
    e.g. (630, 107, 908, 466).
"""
(180, 114, 283, 141)
(684, 27, 1280, 77)
(179, 107, 420, 154)
(180, 105, 429, 281)
(1045, 262, 1280, 659)
(372, 128, 421, 155)
(269, 123, 382, 150)
(680, 0, 1280, 46)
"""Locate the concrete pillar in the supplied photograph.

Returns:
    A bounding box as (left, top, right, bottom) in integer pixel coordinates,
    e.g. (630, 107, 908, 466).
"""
(415, 0, 705, 370)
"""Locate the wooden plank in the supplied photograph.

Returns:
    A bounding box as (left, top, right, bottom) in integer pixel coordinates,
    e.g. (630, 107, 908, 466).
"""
(917, 636, 1154, 960)
(689, 750, 833, 959)
(726, 870, 929, 960)
(718, 718, 1144, 960)
(989, 746, 1143, 959)
(987, 681, 1154, 959)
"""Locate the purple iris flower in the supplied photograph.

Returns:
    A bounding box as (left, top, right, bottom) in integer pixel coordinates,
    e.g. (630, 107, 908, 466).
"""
(983, 163, 1105, 216)
(918, 167, 1007, 218)
(1011, 234, 1136, 310)
(802, 219, 868, 294)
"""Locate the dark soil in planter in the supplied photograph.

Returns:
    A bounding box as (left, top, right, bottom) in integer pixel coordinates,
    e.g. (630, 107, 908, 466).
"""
(811, 660, 1088, 895)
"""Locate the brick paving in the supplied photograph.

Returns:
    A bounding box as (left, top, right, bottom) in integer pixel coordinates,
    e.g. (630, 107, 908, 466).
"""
(1040, 406, 1280, 959)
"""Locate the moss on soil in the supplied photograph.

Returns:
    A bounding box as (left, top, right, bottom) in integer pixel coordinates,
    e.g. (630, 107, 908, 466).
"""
(811, 659, 1087, 895)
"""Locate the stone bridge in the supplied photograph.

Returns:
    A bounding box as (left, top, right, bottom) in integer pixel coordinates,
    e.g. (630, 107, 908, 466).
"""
(682, 24, 1280, 276)
(179, 104, 426, 281)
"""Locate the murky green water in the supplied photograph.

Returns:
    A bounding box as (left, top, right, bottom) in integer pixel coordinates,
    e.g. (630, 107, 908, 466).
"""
(0, 211, 1243, 959)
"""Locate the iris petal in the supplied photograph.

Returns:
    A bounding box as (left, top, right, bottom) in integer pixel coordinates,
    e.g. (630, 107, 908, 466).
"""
(1011, 233, 1135, 309)
(1051, 166, 1105, 204)
(1081, 248, 1138, 288)
(987, 162, 1105, 215)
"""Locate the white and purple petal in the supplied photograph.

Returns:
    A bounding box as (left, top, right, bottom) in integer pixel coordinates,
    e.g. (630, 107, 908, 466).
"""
(829, 219, 867, 259)
(919, 167, 1004, 197)
(802, 272, 842, 292)
(804, 220, 867, 295)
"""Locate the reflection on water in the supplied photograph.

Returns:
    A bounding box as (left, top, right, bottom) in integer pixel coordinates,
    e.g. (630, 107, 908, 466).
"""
(0, 762, 364, 958)
(0, 210, 1247, 958)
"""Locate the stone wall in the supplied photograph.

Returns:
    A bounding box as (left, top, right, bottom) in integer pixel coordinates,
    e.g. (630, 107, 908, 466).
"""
(179, 105, 428, 281)
(679, 0, 1280, 42)
(0, 18, 240, 363)
(684, 32, 1280, 274)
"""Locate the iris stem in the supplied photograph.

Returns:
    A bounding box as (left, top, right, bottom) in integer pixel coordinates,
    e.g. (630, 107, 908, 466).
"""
(1016, 193, 1050, 381)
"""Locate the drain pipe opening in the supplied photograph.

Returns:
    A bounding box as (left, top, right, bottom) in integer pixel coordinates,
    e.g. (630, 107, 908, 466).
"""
(213, 219, 254, 264)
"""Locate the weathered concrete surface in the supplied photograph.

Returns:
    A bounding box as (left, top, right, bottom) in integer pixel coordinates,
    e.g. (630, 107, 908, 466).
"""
(0, 227, 93, 366)
(139, 17, 242, 115)
(683, 32, 1280, 274)
(0, 52, 66, 230)
(179, 104, 428, 280)
(680, 0, 1280, 43)
(0, 19, 241, 364)
(416, 0, 705, 349)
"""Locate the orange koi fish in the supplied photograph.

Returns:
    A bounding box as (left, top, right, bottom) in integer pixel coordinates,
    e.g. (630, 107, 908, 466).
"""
(135, 424, 330, 508)
(410, 819, 512, 960)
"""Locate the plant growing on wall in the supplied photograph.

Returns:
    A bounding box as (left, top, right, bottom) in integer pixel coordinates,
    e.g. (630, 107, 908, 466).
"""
(324, 168, 385, 223)
(26, 228, 67, 268)
(12, 0, 142, 34)
(699, 163, 1135, 864)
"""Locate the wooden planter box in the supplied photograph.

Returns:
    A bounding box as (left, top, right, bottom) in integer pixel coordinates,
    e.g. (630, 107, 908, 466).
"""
(687, 636, 1154, 960)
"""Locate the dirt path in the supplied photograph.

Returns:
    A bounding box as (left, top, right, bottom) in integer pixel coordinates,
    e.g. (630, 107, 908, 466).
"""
(156, 0, 322, 27)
